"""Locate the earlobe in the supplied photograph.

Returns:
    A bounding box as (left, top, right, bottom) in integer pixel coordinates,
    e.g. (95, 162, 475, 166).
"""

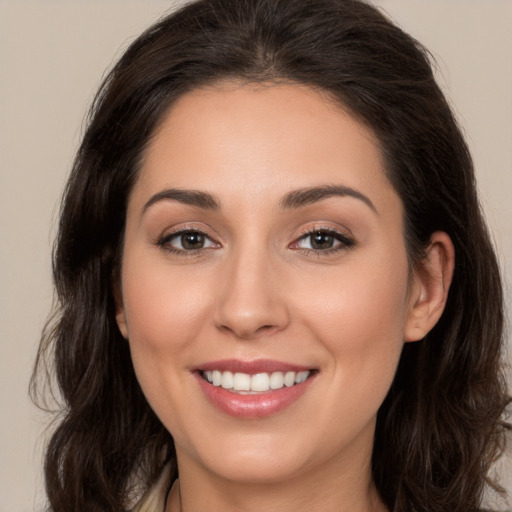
(116, 307, 129, 339)
(113, 285, 129, 339)
(404, 231, 455, 342)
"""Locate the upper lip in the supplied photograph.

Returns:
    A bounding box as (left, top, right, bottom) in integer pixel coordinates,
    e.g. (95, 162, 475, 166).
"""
(192, 359, 314, 374)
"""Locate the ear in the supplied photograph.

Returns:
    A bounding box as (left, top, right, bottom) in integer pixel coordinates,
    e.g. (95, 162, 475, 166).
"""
(113, 283, 129, 340)
(404, 231, 455, 342)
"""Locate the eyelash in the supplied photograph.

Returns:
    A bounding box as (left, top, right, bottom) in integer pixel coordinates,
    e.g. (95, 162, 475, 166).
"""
(291, 227, 356, 255)
(156, 228, 217, 256)
(156, 227, 355, 256)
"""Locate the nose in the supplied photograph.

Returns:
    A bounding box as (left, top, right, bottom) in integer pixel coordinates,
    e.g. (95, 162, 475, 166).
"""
(214, 248, 290, 340)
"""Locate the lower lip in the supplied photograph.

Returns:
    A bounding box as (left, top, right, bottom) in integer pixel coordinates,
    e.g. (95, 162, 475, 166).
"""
(195, 374, 315, 419)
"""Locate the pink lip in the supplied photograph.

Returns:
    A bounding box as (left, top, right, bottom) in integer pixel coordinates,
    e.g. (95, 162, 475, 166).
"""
(193, 359, 317, 419)
(193, 358, 312, 374)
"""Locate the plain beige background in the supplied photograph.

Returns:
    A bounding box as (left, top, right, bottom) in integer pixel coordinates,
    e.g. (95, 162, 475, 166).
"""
(1, 1, 511, 511)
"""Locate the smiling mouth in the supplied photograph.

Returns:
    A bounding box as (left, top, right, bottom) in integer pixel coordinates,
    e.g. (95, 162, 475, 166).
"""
(195, 362, 318, 417)
(200, 370, 313, 393)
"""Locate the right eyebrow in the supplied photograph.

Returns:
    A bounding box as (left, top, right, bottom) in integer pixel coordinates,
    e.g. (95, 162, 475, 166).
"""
(142, 188, 221, 213)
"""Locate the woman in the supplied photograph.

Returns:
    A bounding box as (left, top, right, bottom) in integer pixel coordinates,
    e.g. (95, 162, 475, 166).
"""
(32, 0, 510, 511)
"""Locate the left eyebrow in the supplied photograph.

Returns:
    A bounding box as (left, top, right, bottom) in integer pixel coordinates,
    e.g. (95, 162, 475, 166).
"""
(280, 184, 378, 214)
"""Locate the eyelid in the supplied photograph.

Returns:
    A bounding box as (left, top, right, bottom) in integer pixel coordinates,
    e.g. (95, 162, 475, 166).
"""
(289, 224, 356, 253)
(155, 224, 221, 255)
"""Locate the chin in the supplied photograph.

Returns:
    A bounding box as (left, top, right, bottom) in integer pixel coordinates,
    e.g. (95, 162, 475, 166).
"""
(201, 450, 312, 485)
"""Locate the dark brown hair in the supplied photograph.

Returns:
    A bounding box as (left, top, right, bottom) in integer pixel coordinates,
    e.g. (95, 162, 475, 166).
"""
(32, 0, 510, 510)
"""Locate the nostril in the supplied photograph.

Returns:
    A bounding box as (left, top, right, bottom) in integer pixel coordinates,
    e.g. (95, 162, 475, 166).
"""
(214, 281, 291, 339)
(217, 321, 283, 341)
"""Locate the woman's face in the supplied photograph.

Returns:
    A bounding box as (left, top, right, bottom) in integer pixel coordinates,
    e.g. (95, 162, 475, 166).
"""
(116, 83, 423, 485)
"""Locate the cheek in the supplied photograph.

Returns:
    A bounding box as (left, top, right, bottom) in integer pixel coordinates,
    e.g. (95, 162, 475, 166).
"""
(122, 261, 212, 356)
(119, 258, 216, 431)
(300, 255, 409, 338)
(294, 250, 410, 391)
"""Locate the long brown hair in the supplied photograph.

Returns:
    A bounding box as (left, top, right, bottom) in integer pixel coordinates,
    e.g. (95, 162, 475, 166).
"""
(32, 0, 510, 510)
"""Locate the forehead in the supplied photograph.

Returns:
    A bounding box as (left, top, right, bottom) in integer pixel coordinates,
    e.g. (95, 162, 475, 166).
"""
(132, 82, 399, 216)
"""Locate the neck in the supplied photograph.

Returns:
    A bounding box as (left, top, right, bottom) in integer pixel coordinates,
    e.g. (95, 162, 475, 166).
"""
(166, 445, 388, 512)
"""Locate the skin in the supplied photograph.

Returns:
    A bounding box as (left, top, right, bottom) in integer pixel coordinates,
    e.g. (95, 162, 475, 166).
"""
(116, 82, 454, 512)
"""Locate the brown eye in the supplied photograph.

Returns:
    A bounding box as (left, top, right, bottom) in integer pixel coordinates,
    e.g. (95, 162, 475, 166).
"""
(310, 231, 336, 250)
(158, 230, 218, 252)
(180, 232, 206, 250)
(297, 230, 341, 251)
(293, 229, 355, 253)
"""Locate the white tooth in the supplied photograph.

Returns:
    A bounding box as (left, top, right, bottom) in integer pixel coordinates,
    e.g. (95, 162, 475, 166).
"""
(204, 371, 213, 383)
(221, 371, 234, 389)
(295, 371, 310, 384)
(251, 373, 270, 392)
(212, 370, 222, 386)
(233, 372, 251, 391)
(284, 371, 296, 387)
(269, 372, 285, 390)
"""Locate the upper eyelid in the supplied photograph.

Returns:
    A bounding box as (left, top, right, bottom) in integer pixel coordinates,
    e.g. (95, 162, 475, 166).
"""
(290, 226, 356, 250)
(163, 227, 211, 237)
(299, 231, 353, 241)
(294, 224, 353, 239)
(157, 222, 217, 239)
(158, 227, 216, 243)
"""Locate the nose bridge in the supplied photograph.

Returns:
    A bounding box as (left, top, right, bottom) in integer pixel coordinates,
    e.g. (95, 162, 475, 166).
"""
(215, 239, 289, 339)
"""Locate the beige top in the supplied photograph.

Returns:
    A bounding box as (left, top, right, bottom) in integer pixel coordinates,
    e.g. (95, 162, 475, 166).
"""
(132, 468, 171, 512)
